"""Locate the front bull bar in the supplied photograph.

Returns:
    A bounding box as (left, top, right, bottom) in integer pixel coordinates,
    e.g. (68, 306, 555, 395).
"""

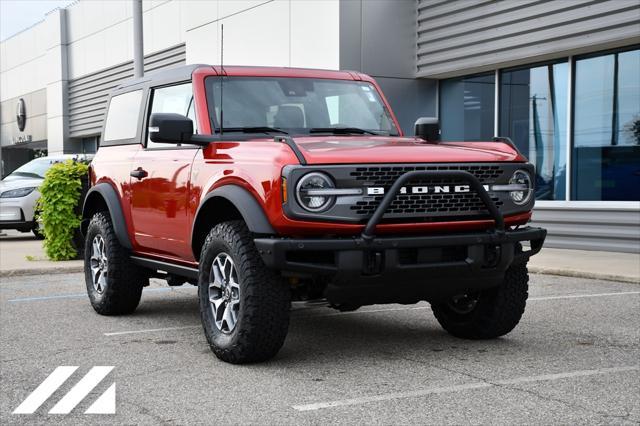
(361, 170, 505, 241)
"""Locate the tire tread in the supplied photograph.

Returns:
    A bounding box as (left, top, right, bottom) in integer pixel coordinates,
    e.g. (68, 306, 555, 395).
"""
(84, 211, 145, 315)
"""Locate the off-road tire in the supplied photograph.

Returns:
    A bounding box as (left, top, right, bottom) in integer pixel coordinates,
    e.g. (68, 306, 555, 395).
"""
(84, 211, 146, 315)
(431, 261, 529, 339)
(198, 220, 290, 364)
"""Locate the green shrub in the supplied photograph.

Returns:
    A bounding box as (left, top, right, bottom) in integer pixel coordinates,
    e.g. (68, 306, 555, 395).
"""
(37, 160, 89, 260)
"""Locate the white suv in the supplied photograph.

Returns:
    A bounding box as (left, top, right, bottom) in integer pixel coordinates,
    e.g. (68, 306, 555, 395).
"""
(0, 155, 92, 238)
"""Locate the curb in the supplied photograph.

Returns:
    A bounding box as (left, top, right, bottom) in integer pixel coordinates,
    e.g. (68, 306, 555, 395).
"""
(0, 265, 83, 278)
(528, 266, 640, 285)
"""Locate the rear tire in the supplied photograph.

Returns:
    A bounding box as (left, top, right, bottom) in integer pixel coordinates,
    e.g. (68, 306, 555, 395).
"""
(431, 262, 529, 339)
(198, 220, 290, 364)
(84, 211, 147, 315)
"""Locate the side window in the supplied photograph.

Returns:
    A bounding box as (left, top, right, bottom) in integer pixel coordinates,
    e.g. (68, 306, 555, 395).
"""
(186, 96, 197, 126)
(103, 90, 143, 142)
(147, 83, 196, 148)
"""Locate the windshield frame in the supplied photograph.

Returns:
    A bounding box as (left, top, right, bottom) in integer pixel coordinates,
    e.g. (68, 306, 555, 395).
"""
(203, 75, 401, 137)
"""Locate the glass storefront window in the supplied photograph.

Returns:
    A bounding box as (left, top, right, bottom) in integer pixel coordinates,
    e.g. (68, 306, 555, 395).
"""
(500, 61, 568, 200)
(573, 48, 640, 201)
(440, 73, 494, 141)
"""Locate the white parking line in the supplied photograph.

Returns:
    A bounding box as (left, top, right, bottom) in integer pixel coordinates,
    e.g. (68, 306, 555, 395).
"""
(102, 290, 640, 337)
(8, 287, 637, 305)
(292, 365, 640, 411)
(529, 291, 640, 301)
(104, 325, 199, 336)
(7, 286, 196, 303)
(296, 291, 640, 318)
(7, 293, 88, 302)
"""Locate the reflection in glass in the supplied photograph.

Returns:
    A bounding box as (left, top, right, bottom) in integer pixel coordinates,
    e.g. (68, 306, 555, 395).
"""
(573, 49, 640, 201)
(500, 62, 568, 200)
(440, 74, 494, 142)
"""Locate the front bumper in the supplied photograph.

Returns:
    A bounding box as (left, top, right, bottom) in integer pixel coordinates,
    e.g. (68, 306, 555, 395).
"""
(0, 205, 33, 230)
(256, 227, 545, 275)
(256, 227, 545, 303)
(0, 190, 38, 224)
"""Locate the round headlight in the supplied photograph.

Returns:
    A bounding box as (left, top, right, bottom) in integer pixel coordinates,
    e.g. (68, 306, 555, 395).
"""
(295, 172, 335, 212)
(509, 170, 533, 205)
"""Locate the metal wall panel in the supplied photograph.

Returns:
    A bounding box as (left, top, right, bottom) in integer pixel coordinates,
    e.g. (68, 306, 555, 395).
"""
(67, 44, 185, 138)
(339, 0, 437, 134)
(416, 0, 640, 78)
(531, 206, 640, 253)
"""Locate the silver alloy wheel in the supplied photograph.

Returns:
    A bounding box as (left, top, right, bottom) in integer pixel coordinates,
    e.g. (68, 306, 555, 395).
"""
(90, 234, 108, 294)
(208, 253, 240, 333)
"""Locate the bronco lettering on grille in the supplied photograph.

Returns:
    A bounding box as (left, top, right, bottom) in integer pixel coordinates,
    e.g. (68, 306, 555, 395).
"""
(366, 185, 491, 196)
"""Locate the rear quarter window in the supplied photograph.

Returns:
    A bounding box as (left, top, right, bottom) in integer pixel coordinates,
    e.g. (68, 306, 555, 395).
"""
(103, 90, 143, 141)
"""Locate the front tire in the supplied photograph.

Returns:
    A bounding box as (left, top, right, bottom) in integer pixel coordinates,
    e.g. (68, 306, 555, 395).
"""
(32, 225, 44, 240)
(32, 210, 44, 239)
(84, 211, 146, 315)
(198, 221, 290, 364)
(431, 262, 529, 339)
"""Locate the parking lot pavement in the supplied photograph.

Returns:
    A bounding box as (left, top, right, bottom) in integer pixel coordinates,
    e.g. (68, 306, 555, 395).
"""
(0, 272, 638, 425)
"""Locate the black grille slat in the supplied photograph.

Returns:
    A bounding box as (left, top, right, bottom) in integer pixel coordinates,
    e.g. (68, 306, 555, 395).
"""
(349, 194, 504, 216)
(349, 165, 502, 186)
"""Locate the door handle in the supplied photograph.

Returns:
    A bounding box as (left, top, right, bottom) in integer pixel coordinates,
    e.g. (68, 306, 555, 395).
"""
(130, 167, 148, 179)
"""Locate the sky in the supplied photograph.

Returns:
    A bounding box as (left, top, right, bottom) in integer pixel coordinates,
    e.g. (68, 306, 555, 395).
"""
(1, 0, 76, 41)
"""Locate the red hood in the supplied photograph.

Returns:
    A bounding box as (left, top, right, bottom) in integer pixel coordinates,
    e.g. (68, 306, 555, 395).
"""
(290, 136, 525, 164)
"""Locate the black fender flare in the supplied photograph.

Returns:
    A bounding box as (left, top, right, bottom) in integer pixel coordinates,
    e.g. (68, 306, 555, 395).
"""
(82, 183, 132, 249)
(193, 185, 275, 236)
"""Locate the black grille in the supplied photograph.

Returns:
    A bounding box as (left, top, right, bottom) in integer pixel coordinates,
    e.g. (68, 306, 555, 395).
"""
(350, 165, 503, 185)
(347, 165, 505, 218)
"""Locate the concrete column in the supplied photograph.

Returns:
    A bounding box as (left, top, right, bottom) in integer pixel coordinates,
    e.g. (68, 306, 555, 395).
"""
(43, 8, 69, 155)
(132, 0, 144, 78)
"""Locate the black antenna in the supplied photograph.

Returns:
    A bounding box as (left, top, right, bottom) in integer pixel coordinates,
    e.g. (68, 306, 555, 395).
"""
(219, 24, 224, 136)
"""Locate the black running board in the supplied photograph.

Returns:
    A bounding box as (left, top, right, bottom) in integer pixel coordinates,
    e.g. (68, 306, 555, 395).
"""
(130, 256, 199, 280)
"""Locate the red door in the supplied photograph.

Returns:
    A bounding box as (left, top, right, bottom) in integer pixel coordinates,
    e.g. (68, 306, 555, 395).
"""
(129, 148, 198, 259)
(129, 83, 200, 260)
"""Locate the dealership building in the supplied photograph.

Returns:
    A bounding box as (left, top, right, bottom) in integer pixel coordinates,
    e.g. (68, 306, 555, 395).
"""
(1, 0, 639, 252)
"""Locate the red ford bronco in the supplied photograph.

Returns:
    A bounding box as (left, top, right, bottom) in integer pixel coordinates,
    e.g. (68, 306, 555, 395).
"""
(82, 64, 546, 364)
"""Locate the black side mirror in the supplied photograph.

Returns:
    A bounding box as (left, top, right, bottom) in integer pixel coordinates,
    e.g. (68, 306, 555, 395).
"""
(149, 113, 194, 144)
(414, 117, 440, 142)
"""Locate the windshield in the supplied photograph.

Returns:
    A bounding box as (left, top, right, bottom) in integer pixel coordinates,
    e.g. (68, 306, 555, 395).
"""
(3, 158, 57, 180)
(205, 77, 399, 136)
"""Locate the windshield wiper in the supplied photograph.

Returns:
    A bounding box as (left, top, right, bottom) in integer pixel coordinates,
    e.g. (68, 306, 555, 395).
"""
(308, 127, 382, 136)
(216, 126, 288, 135)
